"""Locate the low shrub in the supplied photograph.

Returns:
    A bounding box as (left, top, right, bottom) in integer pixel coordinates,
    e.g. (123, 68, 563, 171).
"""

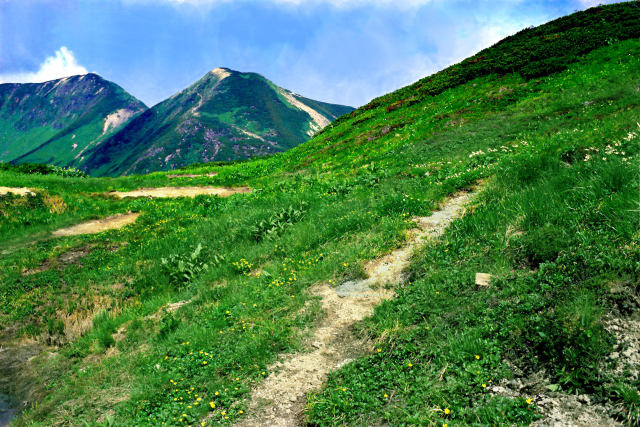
(0, 162, 87, 177)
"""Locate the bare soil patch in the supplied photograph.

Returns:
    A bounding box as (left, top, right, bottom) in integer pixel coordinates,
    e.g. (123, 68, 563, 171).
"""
(237, 189, 477, 427)
(167, 172, 218, 179)
(51, 213, 140, 237)
(0, 187, 35, 197)
(108, 186, 250, 199)
(22, 245, 94, 276)
(489, 370, 620, 427)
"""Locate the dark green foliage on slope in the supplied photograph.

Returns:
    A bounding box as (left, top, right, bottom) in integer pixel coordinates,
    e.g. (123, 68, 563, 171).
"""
(80, 69, 353, 176)
(0, 74, 146, 166)
(0, 162, 86, 178)
(331, 1, 640, 125)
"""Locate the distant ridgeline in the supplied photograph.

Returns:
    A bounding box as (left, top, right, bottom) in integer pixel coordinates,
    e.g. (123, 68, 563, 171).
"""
(325, 1, 640, 131)
(0, 69, 352, 176)
(0, 74, 146, 170)
(80, 69, 353, 176)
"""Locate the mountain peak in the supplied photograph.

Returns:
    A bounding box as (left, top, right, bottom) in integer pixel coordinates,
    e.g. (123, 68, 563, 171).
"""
(80, 66, 354, 176)
(209, 67, 233, 80)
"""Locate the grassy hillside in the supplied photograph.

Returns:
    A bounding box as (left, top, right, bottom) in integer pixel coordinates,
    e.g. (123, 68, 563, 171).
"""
(80, 69, 353, 177)
(0, 74, 146, 167)
(0, 3, 638, 426)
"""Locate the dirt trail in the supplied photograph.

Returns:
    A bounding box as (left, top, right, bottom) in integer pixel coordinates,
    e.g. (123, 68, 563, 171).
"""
(237, 189, 476, 427)
(51, 213, 140, 237)
(167, 172, 218, 179)
(0, 187, 35, 196)
(108, 186, 250, 198)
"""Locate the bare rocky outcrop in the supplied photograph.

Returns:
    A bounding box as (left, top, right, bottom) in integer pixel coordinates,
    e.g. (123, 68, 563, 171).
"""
(102, 108, 137, 134)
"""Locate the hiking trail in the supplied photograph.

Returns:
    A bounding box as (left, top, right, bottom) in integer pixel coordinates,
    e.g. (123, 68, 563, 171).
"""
(236, 188, 477, 427)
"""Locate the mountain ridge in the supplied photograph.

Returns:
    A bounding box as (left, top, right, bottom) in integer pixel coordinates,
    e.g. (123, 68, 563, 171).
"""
(78, 67, 353, 176)
(0, 73, 147, 168)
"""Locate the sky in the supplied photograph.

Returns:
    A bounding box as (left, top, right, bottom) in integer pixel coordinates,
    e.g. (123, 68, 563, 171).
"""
(0, 0, 624, 108)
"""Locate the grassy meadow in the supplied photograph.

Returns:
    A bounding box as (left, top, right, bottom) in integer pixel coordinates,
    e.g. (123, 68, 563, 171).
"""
(1, 6, 639, 426)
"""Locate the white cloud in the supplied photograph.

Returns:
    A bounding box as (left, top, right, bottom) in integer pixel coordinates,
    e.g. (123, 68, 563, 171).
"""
(0, 46, 88, 84)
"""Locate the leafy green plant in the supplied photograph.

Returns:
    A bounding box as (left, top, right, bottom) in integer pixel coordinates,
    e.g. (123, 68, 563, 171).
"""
(251, 203, 308, 241)
(160, 243, 214, 286)
(158, 312, 180, 339)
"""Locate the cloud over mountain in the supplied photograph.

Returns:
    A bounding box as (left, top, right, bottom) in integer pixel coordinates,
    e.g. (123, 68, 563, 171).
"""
(0, 46, 88, 84)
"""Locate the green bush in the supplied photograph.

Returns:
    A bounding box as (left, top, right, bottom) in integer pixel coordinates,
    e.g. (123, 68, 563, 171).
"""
(520, 56, 571, 80)
(515, 223, 568, 267)
(0, 162, 87, 178)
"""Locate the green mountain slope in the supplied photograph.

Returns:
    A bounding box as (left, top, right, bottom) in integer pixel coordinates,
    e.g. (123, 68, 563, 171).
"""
(0, 74, 146, 166)
(80, 68, 353, 176)
(285, 1, 640, 171)
(1, 3, 639, 427)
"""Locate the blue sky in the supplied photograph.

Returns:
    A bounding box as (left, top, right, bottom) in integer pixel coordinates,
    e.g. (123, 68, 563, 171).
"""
(0, 0, 622, 107)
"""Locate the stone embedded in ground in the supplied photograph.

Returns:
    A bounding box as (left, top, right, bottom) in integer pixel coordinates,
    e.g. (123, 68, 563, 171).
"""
(335, 280, 380, 298)
(475, 272, 492, 287)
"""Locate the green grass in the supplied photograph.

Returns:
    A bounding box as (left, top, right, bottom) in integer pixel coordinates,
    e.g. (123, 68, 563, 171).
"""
(1, 8, 639, 426)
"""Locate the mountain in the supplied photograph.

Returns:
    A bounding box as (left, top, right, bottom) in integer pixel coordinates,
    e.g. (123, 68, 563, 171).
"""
(0, 74, 146, 167)
(80, 68, 353, 176)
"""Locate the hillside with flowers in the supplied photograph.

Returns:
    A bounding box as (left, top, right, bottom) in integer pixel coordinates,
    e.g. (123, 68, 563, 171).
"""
(0, 3, 639, 426)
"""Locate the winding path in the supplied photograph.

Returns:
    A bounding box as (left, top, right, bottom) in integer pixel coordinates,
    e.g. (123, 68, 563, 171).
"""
(237, 188, 478, 427)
